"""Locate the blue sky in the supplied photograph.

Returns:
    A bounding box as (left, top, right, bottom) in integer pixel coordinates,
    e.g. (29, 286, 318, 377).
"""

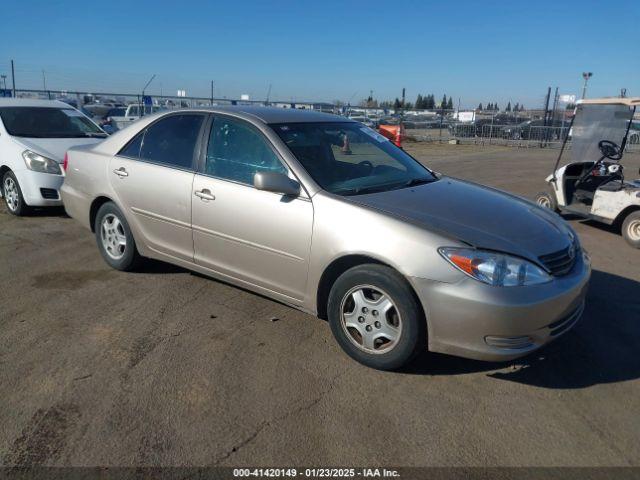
(1, 0, 638, 108)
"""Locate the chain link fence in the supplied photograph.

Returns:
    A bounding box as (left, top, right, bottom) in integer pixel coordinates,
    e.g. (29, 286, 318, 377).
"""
(7, 88, 639, 151)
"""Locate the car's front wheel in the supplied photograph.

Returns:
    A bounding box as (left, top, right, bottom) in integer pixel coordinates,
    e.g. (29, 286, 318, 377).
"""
(328, 264, 426, 370)
(2, 171, 29, 216)
(94, 202, 142, 271)
(622, 211, 640, 249)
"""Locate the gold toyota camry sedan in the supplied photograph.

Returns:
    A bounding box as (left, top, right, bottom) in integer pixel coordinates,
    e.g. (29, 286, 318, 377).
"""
(61, 107, 590, 370)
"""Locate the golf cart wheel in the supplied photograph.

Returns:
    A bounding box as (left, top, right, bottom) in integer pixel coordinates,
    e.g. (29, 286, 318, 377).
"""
(535, 191, 558, 212)
(621, 211, 640, 249)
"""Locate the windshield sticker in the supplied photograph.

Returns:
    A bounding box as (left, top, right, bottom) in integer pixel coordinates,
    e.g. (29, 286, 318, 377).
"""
(360, 127, 389, 143)
(63, 109, 84, 117)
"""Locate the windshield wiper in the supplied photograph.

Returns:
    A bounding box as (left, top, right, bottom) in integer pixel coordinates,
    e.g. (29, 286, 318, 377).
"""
(403, 177, 436, 188)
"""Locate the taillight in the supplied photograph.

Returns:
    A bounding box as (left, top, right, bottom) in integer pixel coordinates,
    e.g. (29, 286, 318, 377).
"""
(63, 152, 69, 172)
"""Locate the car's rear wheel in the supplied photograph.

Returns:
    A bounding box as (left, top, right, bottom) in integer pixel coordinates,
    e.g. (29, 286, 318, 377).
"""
(622, 211, 640, 249)
(535, 190, 559, 212)
(2, 171, 29, 216)
(94, 202, 141, 271)
(328, 264, 425, 370)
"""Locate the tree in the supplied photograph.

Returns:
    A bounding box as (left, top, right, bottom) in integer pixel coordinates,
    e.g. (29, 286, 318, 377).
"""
(425, 94, 435, 109)
(416, 94, 423, 110)
(478, 103, 483, 111)
(393, 98, 401, 110)
(506, 102, 512, 112)
(441, 94, 447, 110)
(494, 103, 499, 111)
(447, 97, 454, 110)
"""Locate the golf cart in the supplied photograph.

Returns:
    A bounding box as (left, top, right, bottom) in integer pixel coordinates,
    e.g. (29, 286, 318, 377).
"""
(535, 97, 640, 248)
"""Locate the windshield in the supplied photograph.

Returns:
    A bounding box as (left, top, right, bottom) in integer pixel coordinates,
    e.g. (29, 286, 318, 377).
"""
(570, 104, 634, 164)
(0, 107, 106, 138)
(273, 122, 436, 195)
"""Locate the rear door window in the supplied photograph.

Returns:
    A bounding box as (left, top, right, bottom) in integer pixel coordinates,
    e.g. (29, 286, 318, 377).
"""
(119, 114, 205, 170)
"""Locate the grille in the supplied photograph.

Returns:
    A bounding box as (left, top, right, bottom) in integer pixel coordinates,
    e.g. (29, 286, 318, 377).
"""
(40, 188, 59, 200)
(538, 245, 576, 276)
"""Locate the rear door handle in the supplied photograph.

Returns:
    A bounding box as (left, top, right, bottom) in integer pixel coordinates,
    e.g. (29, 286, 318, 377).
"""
(194, 189, 215, 201)
(113, 167, 128, 177)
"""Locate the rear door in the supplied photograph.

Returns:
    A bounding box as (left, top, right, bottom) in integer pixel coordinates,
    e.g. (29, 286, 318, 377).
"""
(109, 113, 206, 261)
(191, 115, 313, 302)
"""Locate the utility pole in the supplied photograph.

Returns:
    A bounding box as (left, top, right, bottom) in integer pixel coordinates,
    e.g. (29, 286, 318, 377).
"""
(1, 75, 6, 91)
(11, 60, 16, 97)
(210, 80, 214, 105)
(42, 70, 47, 91)
(581, 72, 592, 99)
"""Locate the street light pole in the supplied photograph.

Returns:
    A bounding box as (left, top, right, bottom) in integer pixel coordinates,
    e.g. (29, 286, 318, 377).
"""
(581, 72, 593, 99)
(141, 74, 156, 117)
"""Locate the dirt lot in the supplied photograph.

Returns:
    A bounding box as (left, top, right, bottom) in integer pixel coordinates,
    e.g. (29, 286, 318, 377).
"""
(1, 144, 639, 467)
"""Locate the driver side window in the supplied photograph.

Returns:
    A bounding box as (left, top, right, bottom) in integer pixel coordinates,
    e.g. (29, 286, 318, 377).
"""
(205, 117, 287, 185)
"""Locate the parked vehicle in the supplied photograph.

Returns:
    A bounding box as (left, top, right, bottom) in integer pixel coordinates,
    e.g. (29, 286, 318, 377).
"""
(109, 104, 165, 131)
(0, 99, 107, 215)
(99, 107, 127, 134)
(61, 106, 590, 370)
(83, 100, 124, 118)
(536, 97, 640, 248)
(502, 118, 570, 140)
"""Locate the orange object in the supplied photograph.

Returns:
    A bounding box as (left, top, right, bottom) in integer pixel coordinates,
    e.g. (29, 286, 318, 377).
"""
(378, 123, 405, 147)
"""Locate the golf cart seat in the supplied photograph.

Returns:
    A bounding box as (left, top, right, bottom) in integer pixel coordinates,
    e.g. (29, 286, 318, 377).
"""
(573, 169, 622, 203)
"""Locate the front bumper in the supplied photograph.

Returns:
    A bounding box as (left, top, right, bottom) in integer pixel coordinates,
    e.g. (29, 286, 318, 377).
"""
(13, 169, 64, 207)
(410, 251, 591, 362)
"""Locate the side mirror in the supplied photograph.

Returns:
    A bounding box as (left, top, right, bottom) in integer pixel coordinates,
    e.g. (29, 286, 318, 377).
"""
(254, 171, 300, 196)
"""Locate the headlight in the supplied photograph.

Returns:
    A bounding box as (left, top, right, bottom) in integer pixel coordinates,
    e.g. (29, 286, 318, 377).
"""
(439, 247, 552, 287)
(22, 150, 61, 175)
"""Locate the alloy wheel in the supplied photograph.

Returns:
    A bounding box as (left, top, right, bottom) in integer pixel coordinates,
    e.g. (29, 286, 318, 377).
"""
(100, 213, 127, 260)
(3, 177, 19, 212)
(340, 285, 402, 354)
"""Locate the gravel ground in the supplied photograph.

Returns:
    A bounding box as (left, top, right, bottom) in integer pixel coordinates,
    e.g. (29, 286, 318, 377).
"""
(1, 144, 639, 467)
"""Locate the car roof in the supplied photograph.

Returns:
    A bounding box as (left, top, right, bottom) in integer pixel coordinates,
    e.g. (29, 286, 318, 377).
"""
(91, 105, 355, 156)
(578, 97, 640, 107)
(184, 105, 352, 124)
(0, 98, 72, 108)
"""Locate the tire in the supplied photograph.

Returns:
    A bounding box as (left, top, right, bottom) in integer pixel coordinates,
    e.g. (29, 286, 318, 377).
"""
(327, 264, 426, 371)
(2, 171, 30, 216)
(621, 211, 640, 249)
(535, 190, 559, 212)
(94, 202, 142, 271)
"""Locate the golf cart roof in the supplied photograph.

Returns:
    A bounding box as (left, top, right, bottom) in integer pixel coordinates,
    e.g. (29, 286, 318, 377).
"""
(577, 97, 640, 107)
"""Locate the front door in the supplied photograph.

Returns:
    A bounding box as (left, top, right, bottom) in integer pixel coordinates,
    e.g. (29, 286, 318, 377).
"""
(191, 115, 313, 302)
(109, 113, 205, 261)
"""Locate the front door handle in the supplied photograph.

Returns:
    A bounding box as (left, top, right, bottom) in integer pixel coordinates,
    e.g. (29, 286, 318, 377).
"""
(113, 167, 128, 177)
(194, 189, 215, 201)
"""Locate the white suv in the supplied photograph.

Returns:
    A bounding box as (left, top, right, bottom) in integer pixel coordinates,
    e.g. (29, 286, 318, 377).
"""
(0, 99, 107, 215)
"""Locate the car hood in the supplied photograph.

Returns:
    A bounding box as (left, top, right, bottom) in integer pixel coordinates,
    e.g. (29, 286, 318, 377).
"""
(346, 177, 573, 263)
(12, 137, 104, 163)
